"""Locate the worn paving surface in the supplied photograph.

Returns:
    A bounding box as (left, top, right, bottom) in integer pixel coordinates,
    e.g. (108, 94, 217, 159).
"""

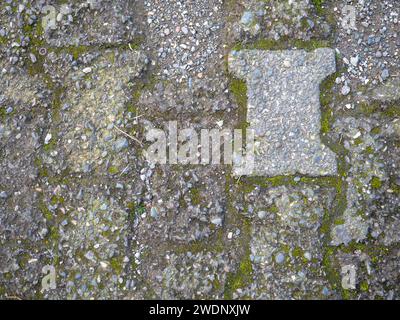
(0, 0, 399, 300)
(229, 48, 337, 176)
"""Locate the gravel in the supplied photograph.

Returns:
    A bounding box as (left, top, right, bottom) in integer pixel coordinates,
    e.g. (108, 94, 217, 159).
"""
(229, 48, 337, 176)
(0, 0, 398, 301)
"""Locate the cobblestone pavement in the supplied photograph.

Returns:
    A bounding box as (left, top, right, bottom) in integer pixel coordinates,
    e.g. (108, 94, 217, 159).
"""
(0, 0, 399, 300)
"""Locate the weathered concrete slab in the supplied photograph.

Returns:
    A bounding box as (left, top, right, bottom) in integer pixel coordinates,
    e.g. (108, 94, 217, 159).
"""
(229, 49, 337, 176)
(228, 184, 337, 299)
(41, 0, 141, 47)
(41, 50, 147, 175)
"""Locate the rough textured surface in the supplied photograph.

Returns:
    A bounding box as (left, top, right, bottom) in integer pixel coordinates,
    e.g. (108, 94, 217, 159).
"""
(229, 48, 337, 176)
(0, 0, 399, 300)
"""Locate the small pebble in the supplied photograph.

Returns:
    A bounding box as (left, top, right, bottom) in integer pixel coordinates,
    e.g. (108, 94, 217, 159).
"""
(275, 252, 285, 264)
(341, 84, 351, 96)
(150, 207, 158, 218)
(381, 69, 390, 81)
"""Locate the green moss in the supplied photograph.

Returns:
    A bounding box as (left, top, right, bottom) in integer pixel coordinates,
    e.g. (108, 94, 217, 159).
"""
(228, 75, 250, 141)
(234, 179, 255, 193)
(34, 158, 49, 177)
(38, 200, 53, 221)
(51, 87, 64, 122)
(300, 17, 310, 31)
(334, 218, 345, 225)
(17, 252, 31, 269)
(335, 242, 390, 272)
(230, 78, 247, 107)
(43, 137, 57, 152)
(223, 212, 253, 299)
(136, 203, 146, 215)
(127, 37, 144, 50)
(364, 146, 374, 155)
(319, 71, 342, 136)
(48, 225, 60, 242)
(269, 204, 279, 214)
(321, 112, 332, 134)
(292, 246, 304, 258)
(370, 126, 381, 135)
(190, 188, 202, 205)
(127, 202, 137, 221)
(130, 260, 138, 272)
(320, 209, 331, 235)
(234, 38, 330, 52)
(370, 176, 382, 189)
(127, 103, 138, 114)
(212, 278, 221, 291)
(311, 0, 325, 15)
(382, 105, 400, 118)
(268, 175, 295, 187)
(174, 241, 209, 255)
(354, 137, 363, 146)
(342, 289, 352, 300)
(359, 102, 378, 115)
(70, 45, 90, 60)
(3, 272, 12, 281)
(281, 244, 291, 255)
(322, 247, 340, 290)
(357, 101, 400, 118)
(0, 107, 6, 122)
(239, 256, 253, 275)
(50, 195, 65, 206)
(0, 36, 7, 45)
(125, 70, 160, 127)
(243, 175, 299, 189)
(50, 37, 144, 61)
(178, 195, 187, 208)
(110, 256, 124, 274)
(389, 177, 400, 194)
(230, 78, 248, 131)
(224, 0, 240, 12)
(23, 21, 46, 77)
(224, 254, 253, 299)
(108, 166, 119, 175)
(38, 194, 61, 258)
(320, 72, 340, 107)
(293, 39, 331, 51)
(42, 87, 64, 152)
(360, 281, 369, 292)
